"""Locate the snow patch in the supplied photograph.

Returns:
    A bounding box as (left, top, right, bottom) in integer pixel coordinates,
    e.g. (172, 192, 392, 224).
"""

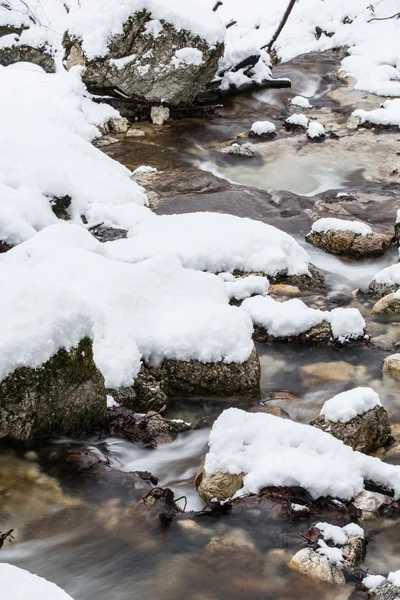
(311, 218, 372, 236)
(321, 387, 382, 423)
(250, 120, 276, 135)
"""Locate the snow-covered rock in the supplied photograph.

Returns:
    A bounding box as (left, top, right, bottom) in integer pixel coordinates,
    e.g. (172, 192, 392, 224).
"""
(0, 563, 75, 600)
(291, 95, 311, 108)
(249, 120, 276, 137)
(242, 295, 366, 344)
(371, 577, 400, 600)
(306, 218, 392, 259)
(307, 121, 325, 140)
(200, 408, 400, 502)
(369, 263, 400, 299)
(311, 387, 391, 453)
(363, 574, 386, 592)
(353, 99, 400, 128)
(285, 113, 308, 129)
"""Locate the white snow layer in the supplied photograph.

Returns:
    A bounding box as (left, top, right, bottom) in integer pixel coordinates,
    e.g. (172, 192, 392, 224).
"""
(363, 575, 386, 591)
(241, 296, 365, 342)
(353, 99, 400, 128)
(224, 276, 269, 301)
(0, 563, 75, 600)
(250, 121, 276, 135)
(105, 212, 311, 277)
(0, 64, 148, 246)
(291, 96, 311, 109)
(0, 223, 255, 386)
(388, 571, 400, 587)
(286, 113, 308, 128)
(307, 121, 325, 139)
(311, 218, 373, 237)
(204, 408, 400, 500)
(372, 263, 400, 286)
(321, 387, 382, 423)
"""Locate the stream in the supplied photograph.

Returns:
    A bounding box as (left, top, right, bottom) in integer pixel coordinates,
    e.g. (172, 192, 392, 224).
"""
(2, 51, 400, 600)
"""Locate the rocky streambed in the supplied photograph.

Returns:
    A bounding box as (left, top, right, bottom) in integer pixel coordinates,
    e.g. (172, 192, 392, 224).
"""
(2, 50, 400, 600)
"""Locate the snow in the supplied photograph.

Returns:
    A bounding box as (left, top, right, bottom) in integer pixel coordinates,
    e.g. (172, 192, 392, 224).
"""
(343, 523, 364, 537)
(388, 571, 400, 587)
(372, 263, 400, 287)
(317, 540, 344, 565)
(204, 408, 400, 500)
(172, 48, 203, 68)
(0, 563, 75, 600)
(353, 99, 400, 128)
(291, 503, 309, 512)
(107, 394, 118, 407)
(0, 223, 255, 386)
(224, 276, 269, 301)
(286, 113, 308, 128)
(321, 387, 382, 423)
(307, 121, 325, 139)
(105, 212, 311, 277)
(316, 522, 348, 545)
(132, 165, 157, 176)
(363, 575, 386, 591)
(241, 296, 365, 342)
(291, 96, 311, 109)
(311, 218, 372, 237)
(250, 121, 276, 135)
(0, 64, 148, 246)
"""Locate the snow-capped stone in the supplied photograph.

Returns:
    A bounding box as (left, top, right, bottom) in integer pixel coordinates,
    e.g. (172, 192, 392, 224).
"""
(291, 95, 311, 108)
(218, 143, 254, 157)
(307, 121, 325, 139)
(370, 263, 400, 299)
(320, 387, 382, 423)
(249, 120, 276, 137)
(289, 548, 345, 584)
(363, 574, 386, 592)
(371, 293, 400, 316)
(285, 113, 308, 129)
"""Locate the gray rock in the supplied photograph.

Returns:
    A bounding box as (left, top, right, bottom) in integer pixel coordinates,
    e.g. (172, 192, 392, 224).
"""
(353, 490, 393, 519)
(373, 581, 400, 600)
(63, 11, 223, 106)
(310, 405, 391, 453)
(0, 43, 55, 72)
(150, 106, 170, 125)
(108, 364, 168, 413)
(108, 117, 130, 134)
(383, 354, 400, 380)
(369, 280, 400, 300)
(289, 548, 345, 584)
(306, 229, 392, 259)
(218, 143, 254, 158)
(0, 337, 106, 439)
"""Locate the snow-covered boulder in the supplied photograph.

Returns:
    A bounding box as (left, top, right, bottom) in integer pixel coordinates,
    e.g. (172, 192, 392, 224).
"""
(370, 264, 400, 299)
(63, 4, 224, 106)
(371, 293, 400, 316)
(291, 96, 311, 109)
(198, 408, 400, 502)
(285, 113, 308, 130)
(307, 121, 325, 140)
(242, 295, 366, 345)
(310, 387, 391, 453)
(371, 572, 400, 600)
(383, 354, 400, 380)
(0, 337, 106, 439)
(249, 120, 276, 138)
(306, 218, 392, 259)
(0, 563, 75, 600)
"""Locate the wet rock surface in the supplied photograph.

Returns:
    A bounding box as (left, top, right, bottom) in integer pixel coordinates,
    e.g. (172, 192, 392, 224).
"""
(306, 229, 393, 259)
(372, 294, 400, 317)
(310, 406, 392, 453)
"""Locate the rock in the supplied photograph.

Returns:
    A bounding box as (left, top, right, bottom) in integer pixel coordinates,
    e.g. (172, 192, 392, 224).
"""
(371, 293, 400, 316)
(0, 240, 12, 253)
(150, 106, 170, 125)
(347, 115, 362, 130)
(383, 354, 400, 380)
(310, 406, 391, 453)
(195, 466, 244, 502)
(108, 364, 168, 412)
(126, 128, 146, 137)
(369, 280, 400, 300)
(160, 348, 261, 398)
(272, 264, 326, 293)
(373, 581, 400, 600)
(50, 195, 71, 220)
(306, 229, 392, 259)
(0, 337, 106, 439)
(300, 361, 366, 386)
(205, 527, 255, 551)
(353, 490, 393, 519)
(93, 136, 120, 147)
(90, 225, 127, 243)
(0, 43, 55, 72)
(395, 218, 400, 242)
(218, 143, 254, 158)
(268, 284, 300, 298)
(63, 12, 223, 106)
(289, 548, 345, 584)
(108, 117, 130, 134)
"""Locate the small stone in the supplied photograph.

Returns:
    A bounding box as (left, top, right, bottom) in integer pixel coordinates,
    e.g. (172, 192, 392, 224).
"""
(289, 548, 345, 584)
(126, 128, 145, 137)
(195, 466, 244, 502)
(268, 284, 300, 297)
(353, 489, 392, 519)
(372, 293, 400, 316)
(249, 406, 289, 419)
(108, 117, 130, 134)
(94, 136, 119, 147)
(383, 354, 400, 380)
(151, 106, 170, 125)
(347, 115, 361, 130)
(218, 143, 254, 158)
(24, 451, 39, 462)
(177, 519, 212, 537)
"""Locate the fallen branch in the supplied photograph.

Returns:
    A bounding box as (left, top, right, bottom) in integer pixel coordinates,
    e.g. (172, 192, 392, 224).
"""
(264, 0, 297, 52)
(367, 11, 400, 21)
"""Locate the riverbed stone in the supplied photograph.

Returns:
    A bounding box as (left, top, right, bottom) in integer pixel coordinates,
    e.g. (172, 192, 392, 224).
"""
(369, 280, 399, 300)
(195, 466, 244, 503)
(301, 361, 367, 386)
(63, 11, 224, 106)
(218, 143, 255, 158)
(353, 490, 393, 519)
(310, 406, 391, 453)
(383, 354, 400, 380)
(306, 229, 392, 259)
(150, 106, 170, 125)
(289, 548, 345, 584)
(268, 284, 300, 298)
(371, 293, 400, 316)
(0, 337, 106, 439)
(373, 581, 400, 600)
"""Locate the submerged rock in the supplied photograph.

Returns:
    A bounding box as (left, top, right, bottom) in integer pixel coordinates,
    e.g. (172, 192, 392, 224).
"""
(306, 229, 392, 259)
(371, 293, 400, 316)
(64, 11, 223, 106)
(311, 406, 391, 454)
(0, 338, 106, 439)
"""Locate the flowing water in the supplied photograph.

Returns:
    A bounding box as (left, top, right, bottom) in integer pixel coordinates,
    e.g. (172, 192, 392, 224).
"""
(2, 51, 400, 599)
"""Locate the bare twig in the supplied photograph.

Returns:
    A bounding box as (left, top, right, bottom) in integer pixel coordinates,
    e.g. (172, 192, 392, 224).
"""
(367, 11, 400, 21)
(263, 0, 297, 52)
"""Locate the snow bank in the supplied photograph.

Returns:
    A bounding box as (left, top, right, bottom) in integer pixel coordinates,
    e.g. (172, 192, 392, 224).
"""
(353, 99, 400, 128)
(204, 408, 400, 500)
(291, 96, 311, 109)
(286, 113, 308, 128)
(0, 223, 255, 386)
(241, 296, 365, 342)
(321, 387, 382, 423)
(311, 218, 372, 237)
(307, 121, 325, 139)
(250, 121, 276, 135)
(0, 563, 75, 600)
(0, 64, 148, 245)
(105, 212, 311, 277)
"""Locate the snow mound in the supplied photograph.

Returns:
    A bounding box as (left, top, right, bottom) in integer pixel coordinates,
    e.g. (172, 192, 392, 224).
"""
(363, 574, 386, 591)
(250, 120, 276, 135)
(0, 223, 255, 387)
(321, 387, 382, 423)
(311, 218, 372, 237)
(353, 99, 400, 127)
(291, 96, 311, 108)
(105, 212, 311, 277)
(204, 408, 400, 500)
(372, 262, 400, 286)
(0, 563, 75, 600)
(241, 296, 365, 342)
(286, 113, 308, 128)
(224, 275, 269, 301)
(0, 64, 148, 246)
(307, 121, 325, 139)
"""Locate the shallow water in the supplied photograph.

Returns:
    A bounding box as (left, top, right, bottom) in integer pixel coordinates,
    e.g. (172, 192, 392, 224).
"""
(2, 52, 400, 600)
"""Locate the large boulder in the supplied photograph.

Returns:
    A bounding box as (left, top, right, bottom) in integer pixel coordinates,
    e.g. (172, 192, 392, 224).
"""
(63, 10, 224, 106)
(306, 228, 392, 259)
(311, 406, 391, 454)
(0, 337, 106, 439)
